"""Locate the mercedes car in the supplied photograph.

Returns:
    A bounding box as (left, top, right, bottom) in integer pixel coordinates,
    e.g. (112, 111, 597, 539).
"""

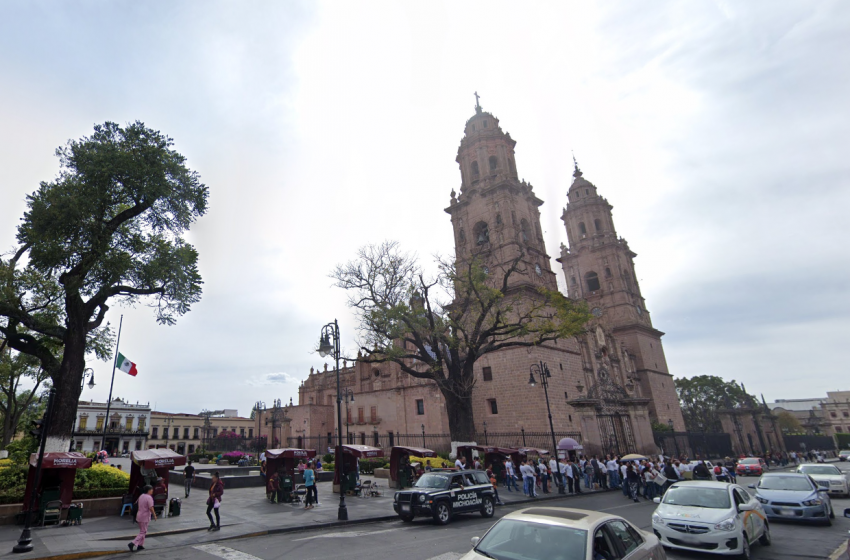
(795, 463, 849, 498)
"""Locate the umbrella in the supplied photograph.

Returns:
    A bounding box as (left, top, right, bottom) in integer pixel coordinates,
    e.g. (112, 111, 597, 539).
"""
(621, 454, 647, 461)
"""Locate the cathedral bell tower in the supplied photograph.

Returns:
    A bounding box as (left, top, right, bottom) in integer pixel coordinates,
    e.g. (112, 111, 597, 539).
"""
(445, 97, 557, 293)
(558, 162, 685, 430)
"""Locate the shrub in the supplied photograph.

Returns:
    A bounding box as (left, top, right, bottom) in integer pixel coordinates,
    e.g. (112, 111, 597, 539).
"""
(223, 451, 245, 460)
(6, 436, 38, 466)
(74, 463, 130, 492)
(322, 453, 334, 464)
(0, 465, 28, 504)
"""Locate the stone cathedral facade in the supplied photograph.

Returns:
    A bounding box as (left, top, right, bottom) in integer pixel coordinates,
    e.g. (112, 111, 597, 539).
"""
(293, 103, 685, 456)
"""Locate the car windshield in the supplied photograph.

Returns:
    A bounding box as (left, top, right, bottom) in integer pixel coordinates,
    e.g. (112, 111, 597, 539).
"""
(758, 476, 814, 491)
(740, 458, 760, 465)
(414, 474, 449, 489)
(800, 465, 841, 476)
(474, 519, 587, 560)
(663, 486, 731, 509)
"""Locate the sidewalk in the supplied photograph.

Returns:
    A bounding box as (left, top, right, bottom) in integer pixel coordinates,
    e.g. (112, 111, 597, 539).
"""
(0, 478, 597, 560)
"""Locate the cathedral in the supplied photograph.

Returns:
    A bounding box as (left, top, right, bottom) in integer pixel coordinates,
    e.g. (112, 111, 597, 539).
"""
(277, 101, 685, 457)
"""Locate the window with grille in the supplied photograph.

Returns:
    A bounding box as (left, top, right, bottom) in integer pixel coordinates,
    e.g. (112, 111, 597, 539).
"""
(416, 399, 425, 415)
(488, 399, 499, 415)
(483, 367, 493, 381)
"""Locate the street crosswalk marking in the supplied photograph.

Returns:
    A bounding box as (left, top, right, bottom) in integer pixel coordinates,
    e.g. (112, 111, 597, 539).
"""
(193, 544, 263, 560)
(292, 527, 399, 541)
(424, 553, 464, 560)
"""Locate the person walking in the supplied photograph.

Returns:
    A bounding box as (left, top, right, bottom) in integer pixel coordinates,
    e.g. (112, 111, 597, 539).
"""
(538, 459, 550, 494)
(183, 461, 195, 498)
(304, 461, 316, 509)
(583, 458, 593, 490)
(570, 460, 583, 494)
(485, 465, 505, 505)
(549, 456, 563, 494)
(626, 463, 640, 503)
(606, 455, 620, 489)
(504, 458, 519, 492)
(206, 472, 224, 531)
(128, 485, 156, 552)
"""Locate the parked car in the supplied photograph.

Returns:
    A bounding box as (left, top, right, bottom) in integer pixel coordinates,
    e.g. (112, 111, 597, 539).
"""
(838, 450, 850, 462)
(393, 470, 496, 525)
(795, 464, 849, 498)
(736, 457, 768, 477)
(652, 481, 769, 559)
(751, 472, 835, 525)
(463, 506, 665, 560)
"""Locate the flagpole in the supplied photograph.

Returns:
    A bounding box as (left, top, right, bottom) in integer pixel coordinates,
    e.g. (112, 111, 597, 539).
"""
(100, 314, 123, 453)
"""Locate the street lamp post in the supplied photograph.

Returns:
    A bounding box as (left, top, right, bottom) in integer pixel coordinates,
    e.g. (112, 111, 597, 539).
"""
(483, 421, 488, 445)
(521, 427, 526, 446)
(342, 389, 354, 444)
(529, 361, 565, 494)
(421, 424, 425, 447)
(318, 319, 348, 521)
(79, 368, 95, 395)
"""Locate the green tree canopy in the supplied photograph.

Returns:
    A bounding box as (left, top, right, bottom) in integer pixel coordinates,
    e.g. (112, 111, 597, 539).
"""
(0, 121, 207, 447)
(332, 241, 592, 442)
(675, 375, 757, 433)
(775, 410, 805, 434)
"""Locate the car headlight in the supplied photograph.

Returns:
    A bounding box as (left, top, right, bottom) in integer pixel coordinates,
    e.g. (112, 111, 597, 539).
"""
(651, 513, 664, 525)
(419, 494, 426, 503)
(802, 498, 822, 506)
(756, 496, 768, 504)
(714, 516, 736, 531)
(829, 481, 843, 486)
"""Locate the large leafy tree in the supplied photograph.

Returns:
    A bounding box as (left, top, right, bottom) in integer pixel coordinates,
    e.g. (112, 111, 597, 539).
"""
(675, 375, 757, 433)
(332, 241, 591, 442)
(775, 411, 804, 434)
(0, 121, 207, 450)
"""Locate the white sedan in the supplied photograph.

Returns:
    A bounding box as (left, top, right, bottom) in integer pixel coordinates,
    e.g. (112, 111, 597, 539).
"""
(462, 506, 665, 560)
(795, 464, 849, 498)
(652, 481, 769, 559)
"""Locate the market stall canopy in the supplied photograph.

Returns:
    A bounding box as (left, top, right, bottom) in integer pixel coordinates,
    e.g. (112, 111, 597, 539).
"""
(131, 448, 187, 469)
(458, 445, 520, 455)
(29, 452, 92, 469)
(621, 454, 647, 461)
(518, 447, 550, 456)
(390, 446, 436, 458)
(265, 448, 317, 460)
(339, 444, 384, 458)
(557, 437, 584, 451)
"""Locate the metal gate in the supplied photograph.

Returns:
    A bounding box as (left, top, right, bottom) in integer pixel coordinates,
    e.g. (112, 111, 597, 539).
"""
(597, 413, 636, 456)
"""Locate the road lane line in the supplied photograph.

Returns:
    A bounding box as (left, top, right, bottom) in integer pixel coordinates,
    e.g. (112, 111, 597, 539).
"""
(193, 544, 263, 560)
(291, 528, 399, 541)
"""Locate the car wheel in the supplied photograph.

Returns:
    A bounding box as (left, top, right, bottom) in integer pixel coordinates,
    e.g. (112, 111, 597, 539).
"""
(829, 502, 835, 519)
(758, 523, 771, 546)
(433, 502, 452, 525)
(481, 496, 495, 518)
(738, 534, 751, 560)
(400, 514, 414, 523)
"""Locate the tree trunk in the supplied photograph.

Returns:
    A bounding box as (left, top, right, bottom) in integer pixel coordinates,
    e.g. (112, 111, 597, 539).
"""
(45, 323, 87, 452)
(442, 389, 475, 443)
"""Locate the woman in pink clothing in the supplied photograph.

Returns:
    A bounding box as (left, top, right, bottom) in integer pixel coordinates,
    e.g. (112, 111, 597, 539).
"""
(128, 485, 157, 552)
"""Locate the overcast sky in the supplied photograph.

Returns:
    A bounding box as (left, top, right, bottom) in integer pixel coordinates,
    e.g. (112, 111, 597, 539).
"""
(1, 1, 848, 416)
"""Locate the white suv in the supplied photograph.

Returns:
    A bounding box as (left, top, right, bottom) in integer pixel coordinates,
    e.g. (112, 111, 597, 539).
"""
(652, 481, 769, 559)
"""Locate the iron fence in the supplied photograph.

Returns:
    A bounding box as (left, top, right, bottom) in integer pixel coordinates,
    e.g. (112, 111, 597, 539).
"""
(653, 431, 733, 460)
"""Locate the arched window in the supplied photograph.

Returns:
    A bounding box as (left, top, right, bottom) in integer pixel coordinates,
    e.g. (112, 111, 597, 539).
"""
(496, 213, 502, 225)
(604, 267, 612, 278)
(570, 276, 577, 286)
(458, 229, 466, 244)
(520, 219, 529, 242)
(489, 156, 497, 171)
(471, 161, 480, 177)
(585, 271, 601, 291)
(578, 222, 587, 235)
(594, 219, 602, 232)
(474, 221, 490, 245)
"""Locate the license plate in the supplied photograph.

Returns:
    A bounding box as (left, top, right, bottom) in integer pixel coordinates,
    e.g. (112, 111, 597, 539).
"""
(778, 508, 795, 516)
(400, 505, 410, 513)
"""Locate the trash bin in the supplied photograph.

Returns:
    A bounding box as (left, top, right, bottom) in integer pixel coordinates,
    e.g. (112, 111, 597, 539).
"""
(66, 503, 83, 525)
(169, 498, 181, 517)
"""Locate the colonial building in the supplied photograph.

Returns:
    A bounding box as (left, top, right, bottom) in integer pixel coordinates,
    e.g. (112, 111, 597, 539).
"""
(277, 102, 685, 457)
(769, 391, 850, 438)
(72, 398, 151, 454)
(147, 410, 255, 455)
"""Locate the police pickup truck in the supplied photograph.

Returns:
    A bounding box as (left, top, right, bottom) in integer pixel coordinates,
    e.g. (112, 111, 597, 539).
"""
(393, 469, 496, 525)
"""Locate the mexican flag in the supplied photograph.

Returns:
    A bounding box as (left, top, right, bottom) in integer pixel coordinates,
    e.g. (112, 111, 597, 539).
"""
(117, 353, 138, 377)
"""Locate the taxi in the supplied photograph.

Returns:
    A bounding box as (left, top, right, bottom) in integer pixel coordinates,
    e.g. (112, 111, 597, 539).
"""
(652, 481, 769, 558)
(393, 469, 496, 525)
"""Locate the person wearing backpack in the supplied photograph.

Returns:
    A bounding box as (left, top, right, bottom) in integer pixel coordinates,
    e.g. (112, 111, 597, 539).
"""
(128, 485, 156, 552)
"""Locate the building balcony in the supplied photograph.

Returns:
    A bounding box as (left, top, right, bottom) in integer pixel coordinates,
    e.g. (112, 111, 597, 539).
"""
(73, 428, 149, 437)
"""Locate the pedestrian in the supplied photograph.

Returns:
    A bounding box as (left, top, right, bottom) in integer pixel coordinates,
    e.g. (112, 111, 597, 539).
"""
(643, 464, 656, 500)
(570, 460, 583, 494)
(206, 472, 223, 531)
(549, 455, 563, 493)
(485, 465, 504, 505)
(626, 463, 640, 503)
(474, 457, 482, 470)
(583, 459, 593, 490)
(504, 458, 519, 492)
(620, 461, 630, 497)
(538, 459, 550, 493)
(425, 460, 432, 472)
(661, 460, 679, 494)
(304, 461, 316, 509)
(561, 458, 573, 494)
(455, 456, 467, 470)
(128, 484, 156, 552)
(693, 460, 711, 481)
(184, 461, 195, 498)
(606, 455, 620, 489)
(268, 471, 280, 503)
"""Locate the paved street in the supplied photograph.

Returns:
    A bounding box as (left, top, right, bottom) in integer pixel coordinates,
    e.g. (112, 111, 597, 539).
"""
(90, 462, 850, 560)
